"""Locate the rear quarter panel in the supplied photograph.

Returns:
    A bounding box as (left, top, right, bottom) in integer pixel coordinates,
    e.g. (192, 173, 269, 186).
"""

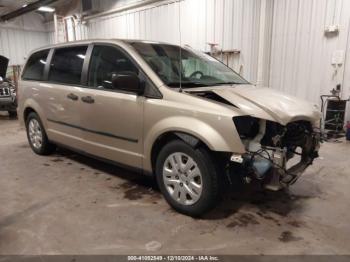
(18, 80, 48, 129)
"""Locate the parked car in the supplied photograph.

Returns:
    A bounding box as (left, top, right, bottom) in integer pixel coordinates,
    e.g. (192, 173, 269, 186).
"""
(18, 40, 321, 216)
(0, 55, 17, 118)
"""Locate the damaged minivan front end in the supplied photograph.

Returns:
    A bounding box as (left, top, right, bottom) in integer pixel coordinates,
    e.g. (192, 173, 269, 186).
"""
(187, 85, 321, 191)
(231, 117, 320, 190)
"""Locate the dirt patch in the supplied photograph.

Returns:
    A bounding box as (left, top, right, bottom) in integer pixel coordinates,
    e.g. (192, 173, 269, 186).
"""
(110, 180, 159, 201)
(202, 186, 313, 220)
(51, 158, 64, 162)
(248, 190, 315, 217)
(256, 211, 281, 226)
(287, 220, 304, 228)
(227, 213, 260, 228)
(120, 181, 158, 201)
(279, 231, 303, 242)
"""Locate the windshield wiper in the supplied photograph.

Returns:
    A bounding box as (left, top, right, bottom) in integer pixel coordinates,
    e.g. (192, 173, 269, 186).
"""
(210, 82, 244, 85)
(166, 82, 209, 88)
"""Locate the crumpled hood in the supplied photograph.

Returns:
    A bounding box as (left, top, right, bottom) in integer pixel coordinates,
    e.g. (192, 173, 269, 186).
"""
(210, 85, 321, 125)
(0, 55, 9, 79)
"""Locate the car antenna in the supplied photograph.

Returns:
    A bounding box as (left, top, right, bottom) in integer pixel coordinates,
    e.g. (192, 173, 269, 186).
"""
(178, 1, 183, 93)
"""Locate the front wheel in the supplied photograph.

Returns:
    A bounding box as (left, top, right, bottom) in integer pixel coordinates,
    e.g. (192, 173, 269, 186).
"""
(156, 140, 220, 217)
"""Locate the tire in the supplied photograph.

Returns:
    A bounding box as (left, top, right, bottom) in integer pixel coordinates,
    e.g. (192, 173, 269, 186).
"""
(8, 110, 17, 119)
(25, 112, 56, 155)
(155, 139, 220, 217)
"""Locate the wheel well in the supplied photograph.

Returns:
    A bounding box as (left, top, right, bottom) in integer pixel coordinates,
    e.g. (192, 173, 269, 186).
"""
(150, 131, 210, 173)
(23, 107, 36, 122)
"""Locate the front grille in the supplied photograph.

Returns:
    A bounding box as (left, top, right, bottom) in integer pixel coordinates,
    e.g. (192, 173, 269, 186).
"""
(0, 87, 10, 97)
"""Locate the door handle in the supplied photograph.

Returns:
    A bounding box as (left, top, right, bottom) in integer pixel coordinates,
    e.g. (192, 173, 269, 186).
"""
(67, 93, 78, 101)
(81, 96, 95, 104)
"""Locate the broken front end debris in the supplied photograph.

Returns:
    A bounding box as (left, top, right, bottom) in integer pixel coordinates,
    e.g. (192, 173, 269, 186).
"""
(231, 117, 320, 191)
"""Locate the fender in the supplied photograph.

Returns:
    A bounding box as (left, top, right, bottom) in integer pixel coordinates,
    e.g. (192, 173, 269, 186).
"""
(143, 116, 246, 172)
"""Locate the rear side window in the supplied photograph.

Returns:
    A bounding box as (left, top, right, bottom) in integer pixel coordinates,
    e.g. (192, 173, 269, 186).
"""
(22, 50, 50, 81)
(48, 46, 87, 85)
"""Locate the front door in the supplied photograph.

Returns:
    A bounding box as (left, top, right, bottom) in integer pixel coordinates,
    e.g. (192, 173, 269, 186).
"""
(79, 45, 144, 169)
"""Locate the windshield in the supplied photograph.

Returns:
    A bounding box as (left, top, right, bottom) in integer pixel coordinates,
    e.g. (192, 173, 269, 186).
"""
(130, 42, 249, 88)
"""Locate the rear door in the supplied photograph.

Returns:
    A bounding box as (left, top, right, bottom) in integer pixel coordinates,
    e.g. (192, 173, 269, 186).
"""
(79, 44, 144, 168)
(44, 45, 88, 149)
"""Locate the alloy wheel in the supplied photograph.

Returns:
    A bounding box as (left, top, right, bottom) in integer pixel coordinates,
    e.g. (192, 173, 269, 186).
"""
(28, 119, 43, 150)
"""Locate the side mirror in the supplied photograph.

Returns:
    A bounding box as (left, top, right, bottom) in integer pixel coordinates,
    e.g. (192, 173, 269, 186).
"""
(112, 71, 144, 95)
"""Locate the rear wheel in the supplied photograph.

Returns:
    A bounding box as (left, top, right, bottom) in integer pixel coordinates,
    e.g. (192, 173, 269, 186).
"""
(26, 112, 56, 155)
(156, 140, 220, 217)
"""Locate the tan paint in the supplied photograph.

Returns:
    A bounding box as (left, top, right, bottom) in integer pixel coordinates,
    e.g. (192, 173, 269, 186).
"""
(18, 39, 321, 174)
(214, 85, 321, 125)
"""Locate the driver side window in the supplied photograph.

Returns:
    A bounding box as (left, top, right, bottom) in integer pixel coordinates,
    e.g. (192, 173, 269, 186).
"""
(88, 45, 139, 90)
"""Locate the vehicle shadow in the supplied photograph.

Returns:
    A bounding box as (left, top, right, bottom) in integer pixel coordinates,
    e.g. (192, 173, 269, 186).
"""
(54, 147, 314, 220)
(54, 147, 158, 190)
(202, 184, 314, 220)
(0, 113, 17, 120)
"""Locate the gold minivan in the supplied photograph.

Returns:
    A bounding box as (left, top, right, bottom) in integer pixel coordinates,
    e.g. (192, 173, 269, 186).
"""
(18, 39, 321, 216)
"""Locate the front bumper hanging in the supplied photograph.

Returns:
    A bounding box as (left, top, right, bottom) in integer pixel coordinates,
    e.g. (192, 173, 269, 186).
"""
(230, 131, 320, 191)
